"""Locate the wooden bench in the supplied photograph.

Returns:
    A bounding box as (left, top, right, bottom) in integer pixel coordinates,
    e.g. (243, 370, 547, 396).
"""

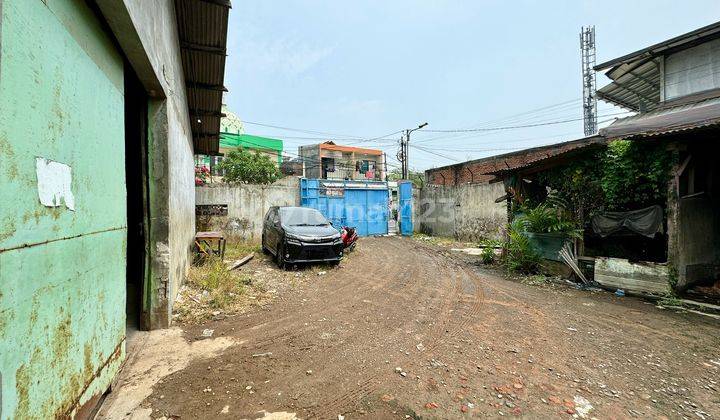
(194, 231, 226, 260)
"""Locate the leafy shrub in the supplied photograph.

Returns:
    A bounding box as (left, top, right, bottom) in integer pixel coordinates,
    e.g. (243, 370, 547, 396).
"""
(503, 220, 541, 274)
(515, 201, 582, 238)
(479, 238, 501, 265)
(219, 148, 281, 185)
(480, 247, 495, 265)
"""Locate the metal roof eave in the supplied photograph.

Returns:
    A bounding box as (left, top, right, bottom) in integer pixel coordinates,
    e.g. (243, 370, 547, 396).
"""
(175, 0, 231, 156)
(595, 20, 720, 71)
(599, 96, 720, 140)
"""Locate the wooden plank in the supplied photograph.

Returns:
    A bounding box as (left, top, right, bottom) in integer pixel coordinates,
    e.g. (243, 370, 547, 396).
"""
(228, 253, 254, 270)
(595, 273, 668, 294)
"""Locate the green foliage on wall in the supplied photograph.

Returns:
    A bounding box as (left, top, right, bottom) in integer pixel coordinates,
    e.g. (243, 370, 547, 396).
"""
(599, 140, 672, 210)
(537, 140, 671, 224)
(219, 148, 282, 185)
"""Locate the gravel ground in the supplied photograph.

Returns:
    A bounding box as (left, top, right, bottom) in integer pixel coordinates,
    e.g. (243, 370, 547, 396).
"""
(126, 236, 719, 419)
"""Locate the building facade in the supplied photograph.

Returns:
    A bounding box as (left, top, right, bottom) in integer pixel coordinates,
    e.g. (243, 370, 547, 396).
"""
(0, 0, 228, 417)
(425, 137, 605, 186)
(299, 142, 386, 181)
(594, 21, 720, 295)
(196, 105, 284, 176)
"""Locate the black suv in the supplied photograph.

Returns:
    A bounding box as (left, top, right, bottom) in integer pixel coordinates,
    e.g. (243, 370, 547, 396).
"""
(262, 206, 344, 268)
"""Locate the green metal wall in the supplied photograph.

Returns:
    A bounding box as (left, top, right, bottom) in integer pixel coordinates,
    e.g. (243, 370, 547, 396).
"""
(220, 133, 284, 166)
(0, 0, 127, 417)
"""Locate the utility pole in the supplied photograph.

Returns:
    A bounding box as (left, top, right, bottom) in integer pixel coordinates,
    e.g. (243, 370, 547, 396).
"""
(382, 152, 388, 181)
(580, 26, 597, 136)
(396, 135, 406, 179)
(400, 122, 428, 179)
(402, 130, 409, 179)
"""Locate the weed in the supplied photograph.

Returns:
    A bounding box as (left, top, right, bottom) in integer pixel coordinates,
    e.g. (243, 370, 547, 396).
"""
(503, 220, 541, 274)
(480, 247, 495, 265)
(188, 255, 251, 309)
(658, 290, 684, 308)
(479, 238, 501, 265)
(225, 241, 261, 260)
(413, 233, 454, 246)
(521, 274, 551, 286)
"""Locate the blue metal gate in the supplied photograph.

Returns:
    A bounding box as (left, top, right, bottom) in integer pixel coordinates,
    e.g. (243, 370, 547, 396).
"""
(398, 181, 413, 236)
(300, 179, 389, 237)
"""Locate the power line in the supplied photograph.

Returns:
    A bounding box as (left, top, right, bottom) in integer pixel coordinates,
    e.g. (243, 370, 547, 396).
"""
(243, 121, 405, 146)
(422, 111, 630, 134)
(410, 107, 633, 143)
(409, 116, 620, 163)
(243, 121, 366, 139)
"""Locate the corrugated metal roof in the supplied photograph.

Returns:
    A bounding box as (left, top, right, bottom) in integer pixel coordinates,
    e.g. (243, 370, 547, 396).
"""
(175, 0, 231, 155)
(597, 59, 661, 112)
(600, 96, 720, 139)
(426, 135, 605, 181)
(481, 135, 606, 176)
(595, 21, 720, 72)
(595, 21, 720, 113)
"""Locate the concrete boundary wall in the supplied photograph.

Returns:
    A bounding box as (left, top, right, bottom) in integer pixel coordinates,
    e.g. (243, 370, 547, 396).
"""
(196, 178, 301, 241)
(415, 183, 507, 241)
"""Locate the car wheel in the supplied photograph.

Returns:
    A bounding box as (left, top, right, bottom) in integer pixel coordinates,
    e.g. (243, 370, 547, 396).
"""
(276, 241, 287, 270)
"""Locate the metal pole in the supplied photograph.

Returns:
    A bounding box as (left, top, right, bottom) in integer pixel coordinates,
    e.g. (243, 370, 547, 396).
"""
(403, 129, 409, 179)
(383, 152, 388, 181)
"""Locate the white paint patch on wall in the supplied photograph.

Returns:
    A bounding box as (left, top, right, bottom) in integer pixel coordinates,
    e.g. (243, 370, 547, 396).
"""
(35, 157, 75, 210)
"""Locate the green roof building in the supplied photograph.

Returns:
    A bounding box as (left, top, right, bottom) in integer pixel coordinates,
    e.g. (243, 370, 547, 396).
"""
(220, 133, 283, 166)
(197, 105, 283, 168)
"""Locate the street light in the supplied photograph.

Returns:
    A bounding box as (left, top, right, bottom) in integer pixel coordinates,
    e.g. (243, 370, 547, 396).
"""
(402, 122, 428, 179)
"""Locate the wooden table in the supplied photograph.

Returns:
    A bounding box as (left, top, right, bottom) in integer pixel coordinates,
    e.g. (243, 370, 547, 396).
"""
(194, 231, 226, 260)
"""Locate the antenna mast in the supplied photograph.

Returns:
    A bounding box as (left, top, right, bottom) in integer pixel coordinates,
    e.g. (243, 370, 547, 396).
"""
(580, 26, 597, 136)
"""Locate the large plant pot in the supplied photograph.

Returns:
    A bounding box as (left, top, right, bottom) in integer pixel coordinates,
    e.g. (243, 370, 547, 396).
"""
(524, 232, 570, 262)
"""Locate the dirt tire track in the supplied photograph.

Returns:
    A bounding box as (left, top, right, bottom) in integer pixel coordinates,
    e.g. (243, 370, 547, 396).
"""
(145, 237, 720, 420)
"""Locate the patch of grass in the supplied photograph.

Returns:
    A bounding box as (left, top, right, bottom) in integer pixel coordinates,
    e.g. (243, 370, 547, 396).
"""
(658, 292, 684, 308)
(520, 274, 552, 286)
(413, 233, 454, 246)
(188, 256, 252, 309)
(224, 241, 261, 260)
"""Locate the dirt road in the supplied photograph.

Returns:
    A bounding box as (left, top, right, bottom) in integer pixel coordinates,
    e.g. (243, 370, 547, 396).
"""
(117, 237, 720, 419)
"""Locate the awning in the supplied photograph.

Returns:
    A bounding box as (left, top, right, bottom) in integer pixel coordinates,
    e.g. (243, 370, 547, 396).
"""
(594, 22, 720, 113)
(596, 59, 661, 112)
(175, 0, 231, 156)
(599, 96, 720, 140)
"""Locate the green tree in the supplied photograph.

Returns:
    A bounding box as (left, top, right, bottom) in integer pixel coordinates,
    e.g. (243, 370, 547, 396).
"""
(218, 148, 281, 185)
(387, 168, 425, 188)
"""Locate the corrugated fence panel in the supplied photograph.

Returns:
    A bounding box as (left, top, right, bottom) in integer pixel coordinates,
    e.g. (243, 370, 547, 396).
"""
(300, 179, 389, 237)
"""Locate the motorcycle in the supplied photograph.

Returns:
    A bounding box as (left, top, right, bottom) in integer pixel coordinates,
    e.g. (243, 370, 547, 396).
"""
(340, 226, 358, 251)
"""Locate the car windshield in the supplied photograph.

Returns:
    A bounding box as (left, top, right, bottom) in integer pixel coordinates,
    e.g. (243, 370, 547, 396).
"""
(279, 207, 330, 226)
